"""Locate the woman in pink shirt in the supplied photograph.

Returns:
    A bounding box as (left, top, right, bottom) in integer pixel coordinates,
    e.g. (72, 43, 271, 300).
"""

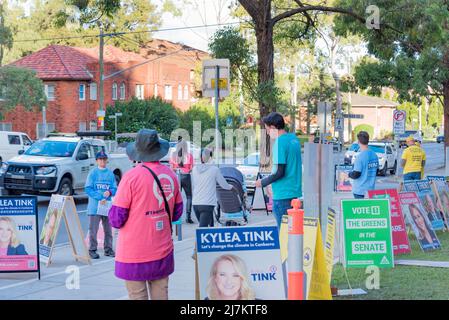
(109, 129, 183, 300)
(169, 137, 194, 224)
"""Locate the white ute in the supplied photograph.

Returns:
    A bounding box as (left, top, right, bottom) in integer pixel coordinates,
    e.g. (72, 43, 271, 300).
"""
(0, 132, 133, 196)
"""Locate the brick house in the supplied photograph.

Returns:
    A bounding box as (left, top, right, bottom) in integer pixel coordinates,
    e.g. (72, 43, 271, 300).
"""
(2, 39, 208, 139)
(341, 93, 398, 141)
(296, 93, 398, 141)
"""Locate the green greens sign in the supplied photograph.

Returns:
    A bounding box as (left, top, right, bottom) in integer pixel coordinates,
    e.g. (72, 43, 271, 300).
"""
(341, 199, 394, 268)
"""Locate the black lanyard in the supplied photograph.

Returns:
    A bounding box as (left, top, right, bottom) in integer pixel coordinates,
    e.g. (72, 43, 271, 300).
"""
(142, 165, 173, 235)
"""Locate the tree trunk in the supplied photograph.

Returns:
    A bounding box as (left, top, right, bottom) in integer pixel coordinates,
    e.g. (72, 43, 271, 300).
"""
(255, 22, 275, 172)
(306, 101, 311, 135)
(255, 24, 275, 118)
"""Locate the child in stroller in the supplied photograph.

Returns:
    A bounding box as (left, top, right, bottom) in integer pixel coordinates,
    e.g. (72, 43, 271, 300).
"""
(215, 167, 250, 226)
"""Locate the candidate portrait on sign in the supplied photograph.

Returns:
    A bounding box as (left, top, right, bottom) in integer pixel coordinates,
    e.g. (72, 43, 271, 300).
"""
(39, 208, 59, 248)
(205, 254, 257, 300)
(408, 203, 439, 249)
(0, 217, 28, 256)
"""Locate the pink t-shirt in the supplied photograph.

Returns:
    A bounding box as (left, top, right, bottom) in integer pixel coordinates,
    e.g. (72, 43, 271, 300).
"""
(113, 162, 182, 264)
(0, 247, 7, 256)
(170, 152, 194, 174)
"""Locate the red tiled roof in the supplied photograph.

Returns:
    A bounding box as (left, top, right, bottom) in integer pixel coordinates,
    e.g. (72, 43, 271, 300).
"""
(10, 45, 146, 81)
(11, 45, 95, 80)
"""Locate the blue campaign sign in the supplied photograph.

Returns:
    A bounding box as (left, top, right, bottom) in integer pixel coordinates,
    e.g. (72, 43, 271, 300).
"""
(196, 226, 280, 252)
(427, 176, 446, 182)
(0, 196, 40, 277)
(0, 198, 37, 216)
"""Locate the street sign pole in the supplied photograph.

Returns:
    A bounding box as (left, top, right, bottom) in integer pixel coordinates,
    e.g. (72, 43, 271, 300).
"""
(393, 109, 406, 178)
(215, 65, 220, 166)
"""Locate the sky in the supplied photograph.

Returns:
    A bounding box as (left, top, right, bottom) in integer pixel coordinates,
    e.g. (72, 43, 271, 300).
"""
(153, 0, 239, 52)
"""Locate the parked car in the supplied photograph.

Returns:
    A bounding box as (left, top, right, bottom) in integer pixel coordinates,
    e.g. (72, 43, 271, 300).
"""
(398, 130, 423, 147)
(0, 131, 33, 163)
(313, 136, 343, 151)
(344, 141, 397, 176)
(437, 135, 444, 143)
(236, 152, 260, 192)
(0, 132, 133, 196)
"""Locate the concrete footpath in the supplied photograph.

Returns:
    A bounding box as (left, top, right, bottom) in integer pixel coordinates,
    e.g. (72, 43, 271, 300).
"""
(0, 209, 276, 300)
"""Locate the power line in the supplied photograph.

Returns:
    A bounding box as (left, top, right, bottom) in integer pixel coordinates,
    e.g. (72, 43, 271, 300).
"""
(12, 22, 242, 43)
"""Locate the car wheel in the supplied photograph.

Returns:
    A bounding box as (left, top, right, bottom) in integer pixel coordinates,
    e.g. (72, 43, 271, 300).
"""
(380, 162, 388, 176)
(390, 161, 397, 175)
(57, 177, 73, 196)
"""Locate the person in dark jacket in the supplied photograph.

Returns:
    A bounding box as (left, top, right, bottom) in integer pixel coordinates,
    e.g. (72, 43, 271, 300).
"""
(0, 217, 28, 256)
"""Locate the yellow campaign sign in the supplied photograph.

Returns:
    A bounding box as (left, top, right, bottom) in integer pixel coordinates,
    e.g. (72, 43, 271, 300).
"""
(279, 216, 331, 300)
(324, 208, 336, 281)
(303, 218, 318, 299)
(280, 215, 288, 263)
(308, 222, 332, 300)
(210, 78, 228, 90)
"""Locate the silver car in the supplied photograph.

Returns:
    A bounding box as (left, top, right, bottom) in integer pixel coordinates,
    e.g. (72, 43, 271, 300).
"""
(236, 153, 260, 192)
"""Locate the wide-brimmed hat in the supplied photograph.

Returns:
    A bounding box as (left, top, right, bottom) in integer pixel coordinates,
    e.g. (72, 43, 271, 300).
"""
(126, 129, 169, 162)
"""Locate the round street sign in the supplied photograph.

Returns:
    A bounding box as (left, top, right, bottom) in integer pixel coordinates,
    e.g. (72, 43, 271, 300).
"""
(394, 110, 405, 121)
(393, 110, 406, 135)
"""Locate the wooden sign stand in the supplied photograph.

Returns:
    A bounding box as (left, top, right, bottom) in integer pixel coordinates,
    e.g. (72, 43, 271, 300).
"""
(40, 195, 91, 266)
(250, 172, 270, 214)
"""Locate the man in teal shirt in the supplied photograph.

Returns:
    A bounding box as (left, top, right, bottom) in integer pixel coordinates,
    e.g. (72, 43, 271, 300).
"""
(256, 112, 302, 228)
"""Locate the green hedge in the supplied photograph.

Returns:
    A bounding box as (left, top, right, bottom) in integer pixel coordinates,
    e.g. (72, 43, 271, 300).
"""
(353, 124, 374, 140)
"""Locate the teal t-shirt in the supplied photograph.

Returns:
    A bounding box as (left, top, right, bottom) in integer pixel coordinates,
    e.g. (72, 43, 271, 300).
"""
(271, 133, 303, 200)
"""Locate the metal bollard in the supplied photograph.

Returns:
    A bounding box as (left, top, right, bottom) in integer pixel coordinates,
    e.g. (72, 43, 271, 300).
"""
(287, 198, 305, 300)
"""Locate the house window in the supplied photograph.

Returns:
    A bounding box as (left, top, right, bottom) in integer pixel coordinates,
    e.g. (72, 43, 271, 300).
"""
(164, 85, 172, 100)
(178, 84, 182, 100)
(135, 84, 144, 100)
(112, 82, 118, 100)
(154, 84, 158, 97)
(79, 84, 86, 101)
(36, 123, 55, 139)
(89, 121, 97, 132)
(45, 84, 55, 101)
(0, 123, 12, 131)
(120, 83, 126, 100)
(90, 83, 97, 100)
(184, 85, 189, 100)
(190, 70, 194, 80)
(79, 122, 87, 131)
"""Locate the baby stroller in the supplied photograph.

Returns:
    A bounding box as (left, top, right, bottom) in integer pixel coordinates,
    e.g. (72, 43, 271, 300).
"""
(215, 167, 249, 226)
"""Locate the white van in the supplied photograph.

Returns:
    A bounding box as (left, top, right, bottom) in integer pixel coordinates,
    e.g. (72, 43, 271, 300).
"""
(0, 131, 33, 163)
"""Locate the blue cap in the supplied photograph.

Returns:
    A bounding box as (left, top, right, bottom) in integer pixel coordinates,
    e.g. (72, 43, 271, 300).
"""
(95, 151, 108, 159)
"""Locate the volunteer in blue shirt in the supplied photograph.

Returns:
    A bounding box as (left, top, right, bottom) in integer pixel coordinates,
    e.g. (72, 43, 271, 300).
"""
(85, 150, 117, 259)
(255, 112, 302, 229)
(349, 131, 379, 199)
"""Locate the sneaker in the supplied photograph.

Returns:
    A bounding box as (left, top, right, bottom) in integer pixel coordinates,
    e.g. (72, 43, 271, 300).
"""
(104, 250, 115, 257)
(89, 251, 100, 259)
(186, 217, 195, 224)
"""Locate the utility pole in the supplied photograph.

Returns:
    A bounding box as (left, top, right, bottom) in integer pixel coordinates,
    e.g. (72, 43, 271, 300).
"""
(291, 65, 298, 133)
(98, 25, 105, 131)
(334, 73, 343, 149)
(215, 65, 220, 165)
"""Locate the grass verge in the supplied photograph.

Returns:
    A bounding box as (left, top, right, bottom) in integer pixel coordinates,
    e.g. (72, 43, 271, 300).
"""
(331, 231, 449, 300)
